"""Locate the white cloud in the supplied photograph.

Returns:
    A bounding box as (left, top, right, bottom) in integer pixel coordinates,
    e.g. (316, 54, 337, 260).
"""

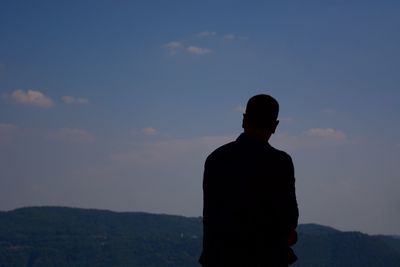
(271, 128, 348, 151)
(165, 41, 182, 49)
(196, 31, 217, 38)
(165, 42, 212, 55)
(304, 128, 346, 141)
(10, 89, 54, 108)
(49, 128, 95, 143)
(187, 46, 211, 55)
(164, 41, 183, 54)
(62, 96, 89, 104)
(164, 32, 246, 56)
(142, 127, 157, 135)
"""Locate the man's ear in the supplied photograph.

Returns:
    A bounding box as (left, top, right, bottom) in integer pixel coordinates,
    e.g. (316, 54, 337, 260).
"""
(271, 120, 279, 134)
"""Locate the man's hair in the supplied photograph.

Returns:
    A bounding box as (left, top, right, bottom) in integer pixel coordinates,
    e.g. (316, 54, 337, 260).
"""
(244, 94, 279, 129)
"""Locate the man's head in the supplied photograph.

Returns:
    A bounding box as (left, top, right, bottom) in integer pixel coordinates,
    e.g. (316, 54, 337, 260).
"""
(242, 94, 279, 139)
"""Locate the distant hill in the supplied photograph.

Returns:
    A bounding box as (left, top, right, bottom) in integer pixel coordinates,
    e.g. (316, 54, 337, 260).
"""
(0, 207, 201, 267)
(293, 224, 400, 267)
(0, 207, 399, 267)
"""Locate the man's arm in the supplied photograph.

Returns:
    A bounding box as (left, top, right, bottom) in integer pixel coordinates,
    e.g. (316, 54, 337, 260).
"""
(200, 157, 217, 265)
(286, 154, 299, 232)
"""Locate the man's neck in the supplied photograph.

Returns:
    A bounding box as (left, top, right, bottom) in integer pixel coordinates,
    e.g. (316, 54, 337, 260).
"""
(243, 128, 272, 141)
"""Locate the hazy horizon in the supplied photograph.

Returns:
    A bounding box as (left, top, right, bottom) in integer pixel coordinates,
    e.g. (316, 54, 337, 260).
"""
(1, 1, 399, 236)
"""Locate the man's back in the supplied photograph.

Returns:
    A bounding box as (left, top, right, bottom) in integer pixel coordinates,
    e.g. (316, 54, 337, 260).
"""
(200, 133, 298, 267)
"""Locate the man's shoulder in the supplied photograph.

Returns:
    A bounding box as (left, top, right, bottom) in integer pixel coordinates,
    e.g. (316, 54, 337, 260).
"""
(268, 145, 294, 167)
(206, 138, 293, 163)
(207, 140, 238, 161)
(269, 145, 292, 161)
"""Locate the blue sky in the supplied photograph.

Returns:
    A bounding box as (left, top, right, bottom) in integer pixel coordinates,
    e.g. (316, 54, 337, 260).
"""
(1, 0, 399, 235)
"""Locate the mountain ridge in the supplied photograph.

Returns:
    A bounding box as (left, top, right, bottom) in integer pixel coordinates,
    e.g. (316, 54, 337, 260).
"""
(0, 206, 399, 266)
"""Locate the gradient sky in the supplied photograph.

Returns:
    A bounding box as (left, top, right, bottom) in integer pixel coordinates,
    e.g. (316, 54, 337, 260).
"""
(1, 0, 399, 235)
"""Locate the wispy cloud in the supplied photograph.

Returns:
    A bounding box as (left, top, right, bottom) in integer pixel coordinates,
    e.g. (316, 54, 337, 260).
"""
(165, 42, 211, 56)
(271, 127, 348, 151)
(142, 127, 157, 135)
(62, 96, 89, 105)
(223, 34, 248, 41)
(280, 117, 294, 123)
(0, 123, 17, 135)
(49, 128, 95, 143)
(110, 135, 233, 166)
(234, 105, 245, 113)
(196, 31, 217, 38)
(187, 46, 211, 55)
(165, 41, 183, 49)
(164, 31, 246, 56)
(0, 123, 16, 132)
(10, 89, 54, 108)
(304, 128, 347, 141)
(164, 41, 183, 54)
(223, 34, 236, 41)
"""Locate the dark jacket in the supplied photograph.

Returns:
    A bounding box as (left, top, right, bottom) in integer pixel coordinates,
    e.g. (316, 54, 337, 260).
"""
(200, 133, 299, 267)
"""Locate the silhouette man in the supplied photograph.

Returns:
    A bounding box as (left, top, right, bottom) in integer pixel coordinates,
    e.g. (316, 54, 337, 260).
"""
(199, 94, 299, 267)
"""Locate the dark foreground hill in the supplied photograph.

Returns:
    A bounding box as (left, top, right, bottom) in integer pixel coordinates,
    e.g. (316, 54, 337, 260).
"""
(0, 207, 399, 267)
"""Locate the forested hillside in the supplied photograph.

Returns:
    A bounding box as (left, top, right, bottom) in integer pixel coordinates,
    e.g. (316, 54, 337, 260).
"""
(0, 207, 399, 267)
